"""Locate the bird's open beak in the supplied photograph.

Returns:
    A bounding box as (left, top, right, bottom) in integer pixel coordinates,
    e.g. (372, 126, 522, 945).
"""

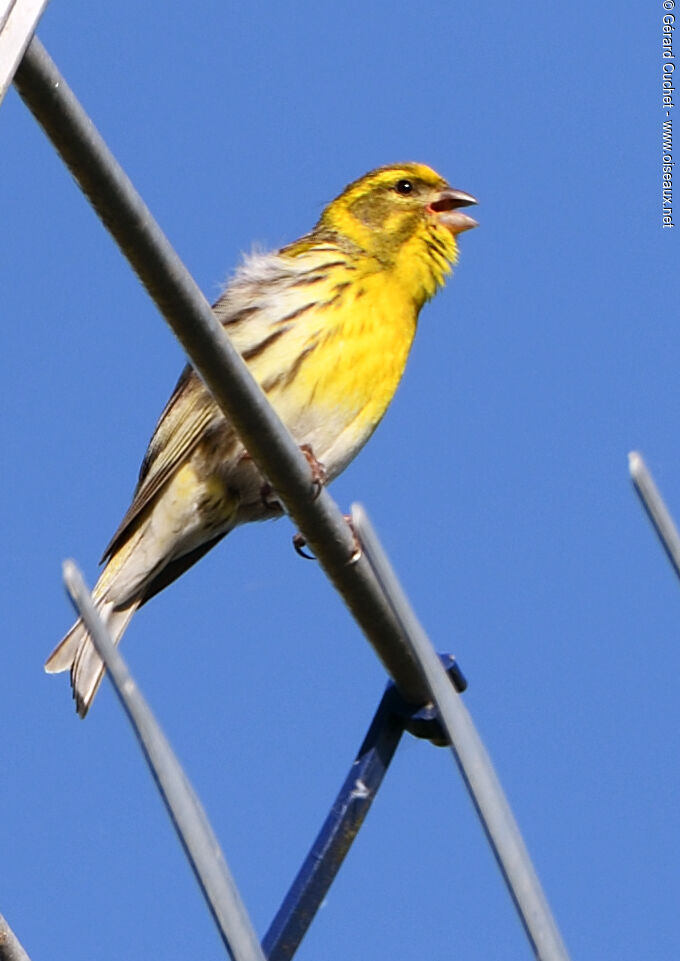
(428, 188, 478, 235)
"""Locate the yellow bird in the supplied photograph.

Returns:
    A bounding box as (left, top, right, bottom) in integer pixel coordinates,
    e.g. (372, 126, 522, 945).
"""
(46, 163, 477, 716)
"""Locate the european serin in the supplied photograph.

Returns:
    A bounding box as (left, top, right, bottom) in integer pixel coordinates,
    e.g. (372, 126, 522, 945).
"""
(46, 162, 477, 715)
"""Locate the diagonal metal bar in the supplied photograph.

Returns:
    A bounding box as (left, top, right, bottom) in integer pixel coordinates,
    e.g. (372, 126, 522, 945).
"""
(0, 914, 32, 961)
(0, 0, 49, 104)
(263, 654, 464, 961)
(13, 35, 430, 708)
(262, 686, 406, 961)
(62, 560, 267, 961)
(352, 504, 572, 961)
(629, 450, 680, 581)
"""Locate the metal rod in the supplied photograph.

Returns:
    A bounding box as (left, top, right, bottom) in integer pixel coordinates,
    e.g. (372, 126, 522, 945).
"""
(0, 914, 32, 961)
(352, 504, 572, 961)
(629, 451, 680, 581)
(62, 560, 267, 961)
(262, 686, 406, 961)
(0, 0, 49, 104)
(13, 35, 430, 707)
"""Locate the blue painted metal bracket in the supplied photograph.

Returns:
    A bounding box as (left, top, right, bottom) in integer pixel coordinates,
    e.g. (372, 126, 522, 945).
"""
(262, 656, 466, 961)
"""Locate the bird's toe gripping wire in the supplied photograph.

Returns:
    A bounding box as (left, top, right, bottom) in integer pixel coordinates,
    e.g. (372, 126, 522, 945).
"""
(299, 443, 328, 497)
(293, 513, 361, 563)
(260, 443, 328, 511)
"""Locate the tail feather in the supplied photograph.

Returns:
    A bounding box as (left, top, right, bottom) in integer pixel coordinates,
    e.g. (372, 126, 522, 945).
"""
(45, 600, 139, 717)
(44, 624, 82, 674)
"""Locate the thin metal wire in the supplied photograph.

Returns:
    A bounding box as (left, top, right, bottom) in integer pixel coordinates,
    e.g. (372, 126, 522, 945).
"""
(352, 504, 572, 961)
(13, 35, 430, 707)
(62, 560, 267, 961)
(0, 915, 32, 961)
(629, 451, 680, 580)
(0, 0, 49, 103)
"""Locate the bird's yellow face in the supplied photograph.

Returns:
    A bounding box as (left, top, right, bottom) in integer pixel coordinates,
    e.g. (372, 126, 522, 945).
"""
(318, 162, 478, 268)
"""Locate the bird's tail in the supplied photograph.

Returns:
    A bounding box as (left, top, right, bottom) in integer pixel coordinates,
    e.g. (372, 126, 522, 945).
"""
(45, 513, 153, 716)
(45, 598, 140, 717)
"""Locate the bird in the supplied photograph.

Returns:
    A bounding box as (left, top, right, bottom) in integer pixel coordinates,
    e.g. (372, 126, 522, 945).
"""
(45, 162, 477, 716)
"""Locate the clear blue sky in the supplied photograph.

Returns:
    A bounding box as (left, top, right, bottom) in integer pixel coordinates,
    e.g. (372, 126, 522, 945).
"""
(1, 2, 677, 959)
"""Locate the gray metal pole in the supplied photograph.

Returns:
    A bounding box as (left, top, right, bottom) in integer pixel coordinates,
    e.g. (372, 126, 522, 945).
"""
(352, 504, 572, 961)
(629, 451, 680, 580)
(0, 914, 32, 961)
(63, 561, 267, 961)
(0, 0, 49, 103)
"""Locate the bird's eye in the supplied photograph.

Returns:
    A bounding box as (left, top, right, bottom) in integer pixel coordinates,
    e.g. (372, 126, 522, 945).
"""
(394, 179, 414, 195)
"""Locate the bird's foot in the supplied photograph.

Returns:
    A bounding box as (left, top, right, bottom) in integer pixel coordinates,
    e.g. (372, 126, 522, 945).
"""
(300, 444, 328, 499)
(260, 481, 283, 511)
(258, 444, 327, 510)
(292, 514, 361, 563)
(292, 531, 315, 560)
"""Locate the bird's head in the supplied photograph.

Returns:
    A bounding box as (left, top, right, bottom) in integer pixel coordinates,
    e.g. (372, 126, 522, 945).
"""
(316, 163, 477, 300)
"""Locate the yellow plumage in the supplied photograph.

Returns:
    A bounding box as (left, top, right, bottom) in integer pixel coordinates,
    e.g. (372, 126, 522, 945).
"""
(46, 162, 477, 716)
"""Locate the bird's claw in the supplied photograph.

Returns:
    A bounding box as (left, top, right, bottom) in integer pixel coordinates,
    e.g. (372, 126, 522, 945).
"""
(300, 444, 328, 499)
(293, 532, 316, 559)
(260, 481, 283, 511)
(292, 514, 362, 564)
(258, 444, 326, 510)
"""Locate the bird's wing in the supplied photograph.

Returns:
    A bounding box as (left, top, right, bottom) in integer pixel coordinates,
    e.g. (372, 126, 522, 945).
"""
(101, 365, 223, 562)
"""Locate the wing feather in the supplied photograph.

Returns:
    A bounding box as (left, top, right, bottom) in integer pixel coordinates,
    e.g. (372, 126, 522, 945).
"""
(101, 366, 221, 561)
